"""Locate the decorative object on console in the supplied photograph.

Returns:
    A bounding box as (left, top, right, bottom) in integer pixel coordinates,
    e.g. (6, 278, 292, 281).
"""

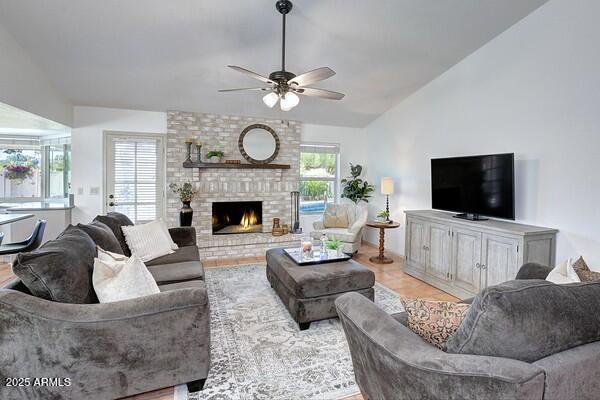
(218, 0, 344, 111)
(169, 182, 197, 226)
(290, 191, 302, 233)
(380, 176, 394, 222)
(272, 217, 284, 236)
(238, 124, 280, 164)
(206, 150, 225, 163)
(282, 224, 289, 234)
(225, 159, 241, 164)
(341, 163, 375, 203)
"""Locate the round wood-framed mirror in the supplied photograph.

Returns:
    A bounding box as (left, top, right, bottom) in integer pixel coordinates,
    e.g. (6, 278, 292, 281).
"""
(238, 124, 280, 164)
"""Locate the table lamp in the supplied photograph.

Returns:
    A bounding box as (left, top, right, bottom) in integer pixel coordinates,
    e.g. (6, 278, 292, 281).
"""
(381, 177, 394, 222)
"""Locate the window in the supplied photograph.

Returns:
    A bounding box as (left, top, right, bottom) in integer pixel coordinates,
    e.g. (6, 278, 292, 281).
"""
(0, 135, 72, 200)
(299, 143, 340, 214)
(45, 144, 71, 198)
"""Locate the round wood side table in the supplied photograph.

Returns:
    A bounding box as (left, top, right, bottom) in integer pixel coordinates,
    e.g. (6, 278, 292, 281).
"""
(366, 221, 401, 264)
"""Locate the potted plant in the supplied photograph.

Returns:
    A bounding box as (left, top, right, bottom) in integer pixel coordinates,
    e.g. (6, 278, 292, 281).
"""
(341, 163, 375, 203)
(326, 236, 343, 257)
(169, 182, 198, 226)
(206, 150, 224, 163)
(1, 151, 39, 183)
(377, 209, 390, 222)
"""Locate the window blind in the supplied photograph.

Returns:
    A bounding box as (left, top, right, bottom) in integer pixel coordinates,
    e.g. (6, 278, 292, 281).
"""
(112, 138, 159, 223)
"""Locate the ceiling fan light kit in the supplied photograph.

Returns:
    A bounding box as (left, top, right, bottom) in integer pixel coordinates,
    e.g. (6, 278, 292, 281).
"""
(219, 0, 344, 111)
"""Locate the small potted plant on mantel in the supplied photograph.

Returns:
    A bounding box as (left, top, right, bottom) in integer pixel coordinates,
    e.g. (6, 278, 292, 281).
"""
(206, 150, 225, 163)
(169, 182, 197, 227)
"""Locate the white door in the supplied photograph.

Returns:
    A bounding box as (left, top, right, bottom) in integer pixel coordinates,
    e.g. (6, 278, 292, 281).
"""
(426, 222, 451, 281)
(104, 132, 165, 223)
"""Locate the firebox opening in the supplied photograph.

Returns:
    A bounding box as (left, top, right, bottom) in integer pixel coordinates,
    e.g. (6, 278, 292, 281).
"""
(212, 201, 263, 234)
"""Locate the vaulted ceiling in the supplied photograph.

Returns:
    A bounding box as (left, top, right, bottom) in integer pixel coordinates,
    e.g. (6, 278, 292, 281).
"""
(0, 0, 548, 127)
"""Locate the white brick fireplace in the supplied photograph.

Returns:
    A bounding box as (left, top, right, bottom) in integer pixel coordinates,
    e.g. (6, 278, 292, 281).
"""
(166, 111, 304, 259)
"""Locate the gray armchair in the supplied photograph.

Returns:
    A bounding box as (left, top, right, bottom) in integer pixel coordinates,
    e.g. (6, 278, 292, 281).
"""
(335, 263, 600, 400)
(336, 292, 545, 400)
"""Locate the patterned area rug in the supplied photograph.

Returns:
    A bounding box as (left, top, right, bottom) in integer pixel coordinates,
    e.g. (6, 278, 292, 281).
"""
(175, 263, 403, 400)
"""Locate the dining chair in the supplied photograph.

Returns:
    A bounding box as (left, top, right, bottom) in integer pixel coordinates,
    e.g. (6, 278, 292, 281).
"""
(0, 219, 46, 255)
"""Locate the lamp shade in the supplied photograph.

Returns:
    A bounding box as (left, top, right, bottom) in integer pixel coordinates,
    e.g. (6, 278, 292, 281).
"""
(381, 177, 394, 195)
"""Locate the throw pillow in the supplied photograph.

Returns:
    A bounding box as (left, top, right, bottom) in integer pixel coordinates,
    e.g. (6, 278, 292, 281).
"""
(94, 214, 133, 256)
(77, 220, 123, 254)
(13, 225, 98, 304)
(572, 256, 600, 282)
(323, 206, 349, 228)
(545, 258, 581, 284)
(400, 298, 470, 350)
(446, 279, 600, 362)
(93, 247, 160, 303)
(107, 211, 134, 226)
(121, 219, 176, 262)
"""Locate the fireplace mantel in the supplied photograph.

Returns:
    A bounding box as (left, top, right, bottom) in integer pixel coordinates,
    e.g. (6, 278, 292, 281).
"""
(183, 161, 291, 170)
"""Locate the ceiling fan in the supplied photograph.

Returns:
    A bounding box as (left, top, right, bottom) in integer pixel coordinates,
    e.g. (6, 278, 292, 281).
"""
(219, 0, 344, 111)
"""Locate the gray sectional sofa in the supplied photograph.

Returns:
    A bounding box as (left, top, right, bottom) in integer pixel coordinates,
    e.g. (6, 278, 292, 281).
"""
(0, 212, 210, 400)
(336, 263, 600, 400)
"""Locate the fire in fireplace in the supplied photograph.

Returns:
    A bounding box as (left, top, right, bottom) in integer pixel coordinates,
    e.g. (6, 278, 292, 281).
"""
(212, 201, 262, 234)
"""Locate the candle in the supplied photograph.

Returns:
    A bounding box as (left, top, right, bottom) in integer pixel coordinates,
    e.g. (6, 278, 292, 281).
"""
(302, 241, 312, 252)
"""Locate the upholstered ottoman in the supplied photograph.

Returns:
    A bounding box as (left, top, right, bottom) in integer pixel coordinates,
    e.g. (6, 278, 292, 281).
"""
(266, 248, 375, 330)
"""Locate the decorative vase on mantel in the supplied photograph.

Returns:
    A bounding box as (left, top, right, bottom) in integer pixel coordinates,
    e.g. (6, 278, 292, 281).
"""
(180, 201, 193, 227)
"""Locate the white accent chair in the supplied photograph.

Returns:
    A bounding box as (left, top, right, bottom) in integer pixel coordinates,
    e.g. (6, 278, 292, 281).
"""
(311, 199, 368, 254)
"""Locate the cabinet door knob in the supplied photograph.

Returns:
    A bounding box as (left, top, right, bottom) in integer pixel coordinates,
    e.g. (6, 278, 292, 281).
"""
(475, 263, 481, 269)
(481, 264, 487, 270)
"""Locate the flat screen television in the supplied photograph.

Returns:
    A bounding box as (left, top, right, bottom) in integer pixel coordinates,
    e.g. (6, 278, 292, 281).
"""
(431, 153, 515, 221)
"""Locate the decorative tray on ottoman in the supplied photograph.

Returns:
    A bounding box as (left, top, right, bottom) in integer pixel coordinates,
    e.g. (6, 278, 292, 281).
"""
(283, 247, 351, 266)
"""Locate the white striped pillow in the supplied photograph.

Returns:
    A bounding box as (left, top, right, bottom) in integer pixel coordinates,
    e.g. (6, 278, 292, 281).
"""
(121, 219, 177, 262)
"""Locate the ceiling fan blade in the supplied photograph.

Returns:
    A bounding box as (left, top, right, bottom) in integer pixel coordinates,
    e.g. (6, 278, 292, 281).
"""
(289, 67, 335, 87)
(218, 87, 271, 92)
(293, 87, 345, 100)
(227, 65, 274, 84)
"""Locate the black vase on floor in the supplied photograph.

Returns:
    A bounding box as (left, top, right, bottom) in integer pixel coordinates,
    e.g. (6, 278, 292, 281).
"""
(179, 201, 193, 227)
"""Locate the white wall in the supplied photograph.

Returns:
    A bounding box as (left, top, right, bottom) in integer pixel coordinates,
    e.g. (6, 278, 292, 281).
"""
(362, 0, 600, 265)
(0, 24, 72, 126)
(71, 106, 166, 223)
(300, 124, 369, 233)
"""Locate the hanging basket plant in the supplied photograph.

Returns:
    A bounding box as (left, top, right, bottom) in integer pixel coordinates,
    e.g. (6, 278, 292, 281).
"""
(3, 161, 36, 182)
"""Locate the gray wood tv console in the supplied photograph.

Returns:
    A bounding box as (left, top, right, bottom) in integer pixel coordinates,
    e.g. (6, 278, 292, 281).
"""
(404, 210, 558, 299)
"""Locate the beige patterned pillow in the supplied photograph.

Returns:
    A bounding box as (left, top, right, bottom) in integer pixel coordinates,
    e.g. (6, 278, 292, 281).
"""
(322, 206, 349, 228)
(401, 298, 470, 350)
(573, 257, 600, 282)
